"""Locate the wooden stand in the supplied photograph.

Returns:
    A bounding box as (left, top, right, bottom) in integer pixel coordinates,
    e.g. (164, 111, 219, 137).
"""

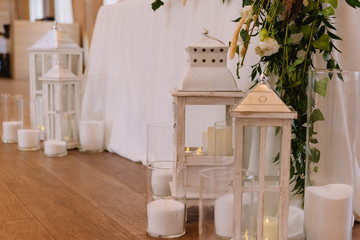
(170, 88, 246, 201)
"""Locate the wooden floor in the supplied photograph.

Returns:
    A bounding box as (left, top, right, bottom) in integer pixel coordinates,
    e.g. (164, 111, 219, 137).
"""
(0, 78, 360, 239)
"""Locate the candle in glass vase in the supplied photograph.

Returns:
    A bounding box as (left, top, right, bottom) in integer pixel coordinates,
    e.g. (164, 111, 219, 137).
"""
(17, 129, 40, 151)
(2, 121, 22, 142)
(44, 140, 67, 157)
(147, 199, 185, 237)
(214, 193, 233, 238)
(151, 169, 172, 196)
(304, 183, 353, 240)
(79, 120, 104, 152)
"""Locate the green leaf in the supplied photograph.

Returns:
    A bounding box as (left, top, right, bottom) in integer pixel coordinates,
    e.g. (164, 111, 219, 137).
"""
(293, 57, 304, 66)
(321, 6, 335, 17)
(240, 29, 250, 44)
(311, 109, 325, 122)
(345, 0, 360, 8)
(328, 31, 342, 40)
(321, 0, 338, 8)
(259, 28, 268, 41)
(314, 166, 319, 173)
(310, 137, 318, 144)
(301, 25, 311, 41)
(310, 147, 321, 163)
(151, 0, 164, 11)
(314, 77, 328, 97)
(312, 35, 330, 51)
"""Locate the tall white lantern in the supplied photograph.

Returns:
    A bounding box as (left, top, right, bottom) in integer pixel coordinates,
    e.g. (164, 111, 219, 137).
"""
(29, 22, 83, 138)
(40, 63, 81, 149)
(230, 76, 297, 240)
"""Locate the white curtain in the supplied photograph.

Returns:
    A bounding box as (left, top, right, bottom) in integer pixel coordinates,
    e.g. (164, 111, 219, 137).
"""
(29, 0, 44, 22)
(54, 0, 73, 23)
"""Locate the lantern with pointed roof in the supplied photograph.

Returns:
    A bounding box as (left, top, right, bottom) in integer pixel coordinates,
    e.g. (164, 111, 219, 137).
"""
(230, 74, 297, 240)
(29, 21, 83, 138)
(180, 29, 237, 91)
(40, 63, 81, 149)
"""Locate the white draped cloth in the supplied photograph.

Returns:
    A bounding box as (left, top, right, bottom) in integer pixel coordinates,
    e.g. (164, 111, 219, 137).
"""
(83, 0, 360, 231)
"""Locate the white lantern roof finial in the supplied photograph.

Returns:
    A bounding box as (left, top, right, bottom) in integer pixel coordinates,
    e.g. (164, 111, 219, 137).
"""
(29, 22, 82, 50)
(190, 28, 226, 48)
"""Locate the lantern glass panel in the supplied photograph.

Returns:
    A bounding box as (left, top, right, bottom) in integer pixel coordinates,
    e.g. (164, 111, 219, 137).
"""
(35, 95, 44, 131)
(70, 83, 75, 111)
(44, 54, 53, 76)
(264, 126, 281, 187)
(59, 54, 70, 70)
(243, 126, 260, 184)
(62, 85, 67, 112)
(185, 105, 226, 155)
(71, 55, 80, 75)
(35, 54, 43, 91)
(263, 191, 280, 239)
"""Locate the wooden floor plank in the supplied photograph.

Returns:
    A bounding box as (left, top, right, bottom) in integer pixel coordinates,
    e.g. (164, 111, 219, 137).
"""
(0, 148, 137, 240)
(0, 222, 13, 240)
(35, 151, 147, 236)
(2, 218, 54, 240)
(0, 183, 31, 221)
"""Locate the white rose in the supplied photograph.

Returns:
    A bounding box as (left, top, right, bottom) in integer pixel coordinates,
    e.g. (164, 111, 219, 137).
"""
(254, 37, 280, 57)
(239, 5, 255, 23)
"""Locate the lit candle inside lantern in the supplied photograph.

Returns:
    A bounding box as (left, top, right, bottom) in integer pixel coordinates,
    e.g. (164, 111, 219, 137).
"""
(2, 121, 22, 142)
(17, 129, 40, 151)
(79, 120, 104, 151)
(151, 169, 172, 196)
(44, 140, 67, 157)
(147, 199, 185, 236)
(263, 216, 279, 240)
(304, 183, 353, 240)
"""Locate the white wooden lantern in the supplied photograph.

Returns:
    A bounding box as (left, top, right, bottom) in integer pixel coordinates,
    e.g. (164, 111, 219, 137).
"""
(29, 22, 83, 138)
(230, 76, 297, 240)
(40, 63, 81, 149)
(180, 30, 237, 91)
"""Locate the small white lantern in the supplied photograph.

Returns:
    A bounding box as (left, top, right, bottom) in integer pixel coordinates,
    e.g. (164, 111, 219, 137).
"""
(230, 76, 297, 240)
(40, 63, 81, 149)
(29, 22, 83, 138)
(180, 30, 237, 91)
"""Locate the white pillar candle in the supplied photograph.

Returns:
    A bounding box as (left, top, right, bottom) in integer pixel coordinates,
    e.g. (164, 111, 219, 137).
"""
(214, 193, 252, 238)
(263, 216, 279, 240)
(17, 129, 40, 150)
(147, 199, 185, 236)
(79, 120, 104, 151)
(202, 131, 208, 152)
(2, 121, 22, 142)
(214, 125, 233, 156)
(44, 140, 67, 157)
(214, 193, 233, 238)
(304, 183, 353, 240)
(151, 169, 172, 196)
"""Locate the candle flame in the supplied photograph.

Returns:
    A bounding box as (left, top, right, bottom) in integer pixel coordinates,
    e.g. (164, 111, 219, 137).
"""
(196, 147, 202, 155)
(185, 146, 190, 153)
(265, 217, 269, 223)
(245, 230, 249, 240)
(41, 126, 45, 131)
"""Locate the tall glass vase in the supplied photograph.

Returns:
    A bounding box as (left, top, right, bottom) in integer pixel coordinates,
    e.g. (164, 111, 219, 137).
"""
(305, 69, 360, 240)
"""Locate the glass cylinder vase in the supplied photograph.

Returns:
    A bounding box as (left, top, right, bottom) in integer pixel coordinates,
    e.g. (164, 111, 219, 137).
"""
(2, 94, 23, 143)
(146, 160, 186, 238)
(305, 69, 359, 240)
(199, 167, 255, 240)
